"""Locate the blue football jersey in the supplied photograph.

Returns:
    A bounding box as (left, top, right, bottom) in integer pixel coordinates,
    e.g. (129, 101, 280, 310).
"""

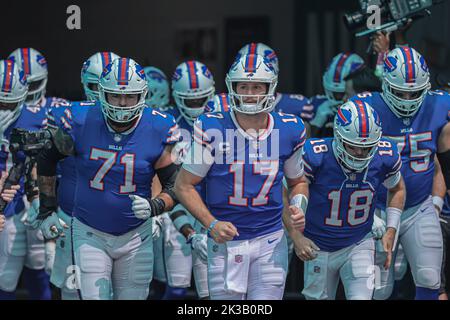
(53, 101, 179, 235)
(303, 138, 402, 252)
(351, 91, 450, 210)
(192, 110, 306, 240)
(442, 194, 450, 217)
(273, 93, 316, 122)
(0, 104, 47, 217)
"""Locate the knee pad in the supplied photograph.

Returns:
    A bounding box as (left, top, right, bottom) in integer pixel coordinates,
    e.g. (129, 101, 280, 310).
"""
(415, 268, 440, 289)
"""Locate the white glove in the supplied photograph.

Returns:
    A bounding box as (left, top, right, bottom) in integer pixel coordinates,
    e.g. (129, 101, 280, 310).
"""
(372, 214, 386, 239)
(44, 240, 56, 275)
(129, 195, 152, 220)
(309, 100, 336, 128)
(21, 198, 41, 229)
(152, 216, 162, 239)
(39, 212, 68, 239)
(189, 233, 208, 262)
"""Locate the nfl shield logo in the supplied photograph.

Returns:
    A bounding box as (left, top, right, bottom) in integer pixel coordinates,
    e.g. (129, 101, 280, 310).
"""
(350, 173, 356, 181)
(235, 255, 243, 263)
(314, 266, 321, 273)
(403, 118, 411, 126)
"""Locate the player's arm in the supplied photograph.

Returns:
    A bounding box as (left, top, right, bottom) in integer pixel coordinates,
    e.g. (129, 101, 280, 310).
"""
(174, 168, 238, 244)
(383, 172, 406, 269)
(36, 126, 73, 238)
(437, 122, 450, 193)
(170, 206, 208, 262)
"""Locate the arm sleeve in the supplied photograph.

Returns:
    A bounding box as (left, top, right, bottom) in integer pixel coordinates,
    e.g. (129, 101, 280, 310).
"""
(181, 117, 214, 178)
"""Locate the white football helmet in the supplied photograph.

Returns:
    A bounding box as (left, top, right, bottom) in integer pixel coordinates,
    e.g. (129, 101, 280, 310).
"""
(333, 100, 382, 171)
(237, 42, 279, 74)
(0, 59, 28, 132)
(81, 51, 120, 101)
(226, 53, 278, 114)
(381, 47, 431, 118)
(99, 57, 148, 123)
(8, 48, 48, 106)
(323, 52, 364, 105)
(172, 60, 215, 125)
(144, 66, 169, 108)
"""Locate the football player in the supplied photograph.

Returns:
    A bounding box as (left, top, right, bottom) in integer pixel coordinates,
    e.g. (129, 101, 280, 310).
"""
(287, 100, 405, 300)
(81, 51, 120, 101)
(310, 52, 365, 137)
(144, 66, 170, 109)
(0, 59, 49, 300)
(36, 57, 180, 300)
(351, 47, 450, 300)
(235, 43, 316, 123)
(8, 48, 69, 111)
(175, 53, 306, 299)
(157, 60, 215, 300)
(27, 52, 120, 300)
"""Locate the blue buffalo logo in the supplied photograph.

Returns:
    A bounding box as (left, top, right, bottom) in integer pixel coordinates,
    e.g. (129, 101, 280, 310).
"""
(373, 109, 382, 127)
(336, 107, 352, 127)
(202, 65, 212, 79)
(384, 56, 397, 73)
(81, 60, 91, 75)
(135, 65, 146, 80)
(419, 56, 429, 73)
(172, 68, 182, 82)
(101, 63, 112, 78)
(36, 55, 47, 69)
(146, 70, 166, 83)
(18, 69, 27, 86)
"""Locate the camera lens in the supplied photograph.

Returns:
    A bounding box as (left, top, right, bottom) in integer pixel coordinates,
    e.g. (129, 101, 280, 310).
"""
(343, 11, 367, 31)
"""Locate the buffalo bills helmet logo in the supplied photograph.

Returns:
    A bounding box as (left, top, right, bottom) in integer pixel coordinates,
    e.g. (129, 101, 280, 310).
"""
(373, 109, 382, 127)
(81, 60, 91, 75)
(135, 64, 146, 80)
(101, 63, 112, 78)
(384, 56, 397, 73)
(172, 68, 182, 82)
(18, 69, 27, 86)
(201, 65, 212, 79)
(336, 107, 352, 127)
(36, 55, 47, 69)
(146, 70, 166, 82)
(419, 56, 429, 73)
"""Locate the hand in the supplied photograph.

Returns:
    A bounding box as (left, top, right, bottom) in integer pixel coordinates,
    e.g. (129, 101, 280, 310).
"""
(129, 195, 152, 220)
(289, 205, 305, 233)
(21, 198, 41, 229)
(0, 171, 20, 203)
(210, 221, 238, 244)
(310, 100, 336, 128)
(190, 233, 208, 262)
(293, 234, 320, 261)
(371, 214, 386, 239)
(0, 214, 5, 232)
(39, 212, 68, 239)
(151, 216, 162, 239)
(381, 228, 396, 270)
(371, 31, 391, 54)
